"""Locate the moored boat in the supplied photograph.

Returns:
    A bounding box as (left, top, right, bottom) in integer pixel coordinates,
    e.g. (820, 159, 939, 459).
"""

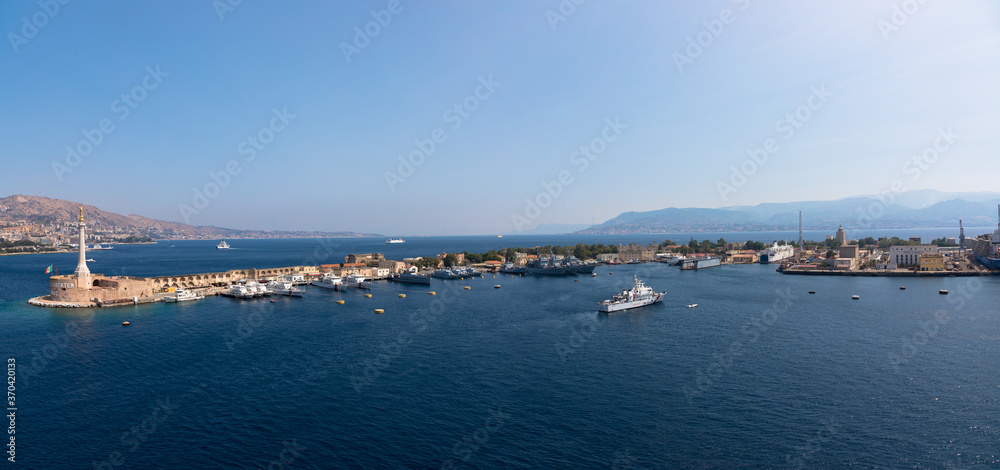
(388, 272, 431, 285)
(311, 273, 343, 290)
(164, 289, 205, 303)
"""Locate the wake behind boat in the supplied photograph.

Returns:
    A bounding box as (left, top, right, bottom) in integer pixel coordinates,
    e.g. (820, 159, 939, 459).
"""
(597, 276, 665, 313)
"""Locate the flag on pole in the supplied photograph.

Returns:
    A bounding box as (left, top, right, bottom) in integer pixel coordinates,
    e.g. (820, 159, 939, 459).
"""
(45, 265, 52, 274)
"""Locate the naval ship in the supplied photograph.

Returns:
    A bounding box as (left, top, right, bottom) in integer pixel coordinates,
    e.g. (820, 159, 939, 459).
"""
(969, 205, 1000, 270)
(597, 276, 665, 313)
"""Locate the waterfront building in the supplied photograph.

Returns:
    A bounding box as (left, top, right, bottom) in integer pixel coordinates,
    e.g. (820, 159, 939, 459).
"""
(919, 254, 946, 271)
(597, 253, 619, 263)
(617, 244, 656, 262)
(838, 245, 859, 259)
(835, 225, 846, 245)
(345, 253, 384, 264)
(890, 245, 939, 267)
(377, 260, 406, 274)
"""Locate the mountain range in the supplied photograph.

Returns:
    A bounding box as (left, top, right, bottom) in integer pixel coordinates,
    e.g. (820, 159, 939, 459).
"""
(0, 195, 379, 240)
(577, 190, 1000, 235)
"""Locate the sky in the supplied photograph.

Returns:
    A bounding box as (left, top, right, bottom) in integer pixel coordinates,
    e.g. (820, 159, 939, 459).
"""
(2, 1, 999, 235)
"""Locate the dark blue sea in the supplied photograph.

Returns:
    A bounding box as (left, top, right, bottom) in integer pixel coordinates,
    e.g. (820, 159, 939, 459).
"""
(2, 236, 998, 469)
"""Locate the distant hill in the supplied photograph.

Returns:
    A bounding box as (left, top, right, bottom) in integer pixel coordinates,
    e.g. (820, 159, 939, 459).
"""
(0, 195, 379, 240)
(578, 191, 1000, 234)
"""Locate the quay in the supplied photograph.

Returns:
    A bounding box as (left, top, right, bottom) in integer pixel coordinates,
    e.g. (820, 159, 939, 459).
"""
(778, 268, 995, 277)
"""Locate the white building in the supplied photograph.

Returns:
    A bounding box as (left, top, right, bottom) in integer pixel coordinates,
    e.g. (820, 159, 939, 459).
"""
(890, 245, 939, 267)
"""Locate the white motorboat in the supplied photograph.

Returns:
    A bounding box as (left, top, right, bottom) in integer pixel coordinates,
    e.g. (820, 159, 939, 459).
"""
(217, 240, 231, 250)
(267, 280, 304, 297)
(164, 289, 205, 303)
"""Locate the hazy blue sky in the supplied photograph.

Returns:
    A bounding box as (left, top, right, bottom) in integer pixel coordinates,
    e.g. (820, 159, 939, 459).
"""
(2, 1, 998, 235)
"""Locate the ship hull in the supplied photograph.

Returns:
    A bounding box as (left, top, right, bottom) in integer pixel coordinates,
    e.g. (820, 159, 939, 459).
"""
(598, 293, 663, 312)
(390, 275, 431, 285)
(974, 253, 1000, 270)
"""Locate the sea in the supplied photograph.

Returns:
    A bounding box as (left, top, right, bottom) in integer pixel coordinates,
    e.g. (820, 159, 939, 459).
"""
(1, 233, 998, 469)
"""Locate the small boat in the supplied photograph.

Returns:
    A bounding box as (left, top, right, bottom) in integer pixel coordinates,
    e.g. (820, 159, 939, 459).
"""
(90, 244, 114, 250)
(808, 291, 816, 294)
(216, 240, 231, 250)
(852, 295, 860, 300)
(687, 304, 698, 308)
(245, 281, 269, 297)
(939, 289, 949, 295)
(122, 321, 130, 326)
(494, 285, 501, 289)
(899, 286, 906, 290)
(164, 289, 205, 303)
(385, 238, 405, 244)
(86, 258, 96, 262)
(431, 269, 461, 279)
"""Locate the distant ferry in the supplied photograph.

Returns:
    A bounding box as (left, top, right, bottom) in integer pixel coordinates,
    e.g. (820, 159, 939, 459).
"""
(759, 242, 794, 264)
(597, 276, 665, 313)
(217, 240, 230, 250)
(386, 238, 405, 244)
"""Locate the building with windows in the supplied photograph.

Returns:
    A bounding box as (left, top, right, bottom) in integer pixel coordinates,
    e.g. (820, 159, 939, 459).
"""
(890, 245, 939, 267)
(919, 254, 946, 271)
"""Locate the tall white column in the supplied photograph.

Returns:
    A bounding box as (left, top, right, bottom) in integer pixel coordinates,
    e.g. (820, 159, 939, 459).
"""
(74, 206, 90, 281)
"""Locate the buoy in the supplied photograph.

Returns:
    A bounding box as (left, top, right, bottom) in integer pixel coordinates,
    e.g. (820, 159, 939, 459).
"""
(464, 286, 471, 290)
(122, 321, 130, 326)
(939, 289, 949, 295)
(900, 286, 906, 290)
(429, 291, 436, 295)
(375, 309, 384, 314)
(808, 291, 816, 294)
(364, 293, 372, 298)
(398, 294, 406, 298)
(270, 299, 275, 303)
(494, 285, 501, 289)
(852, 295, 860, 300)
(336, 300, 345, 305)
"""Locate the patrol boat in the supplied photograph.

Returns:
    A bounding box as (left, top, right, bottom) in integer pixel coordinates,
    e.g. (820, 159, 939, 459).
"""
(597, 276, 665, 312)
